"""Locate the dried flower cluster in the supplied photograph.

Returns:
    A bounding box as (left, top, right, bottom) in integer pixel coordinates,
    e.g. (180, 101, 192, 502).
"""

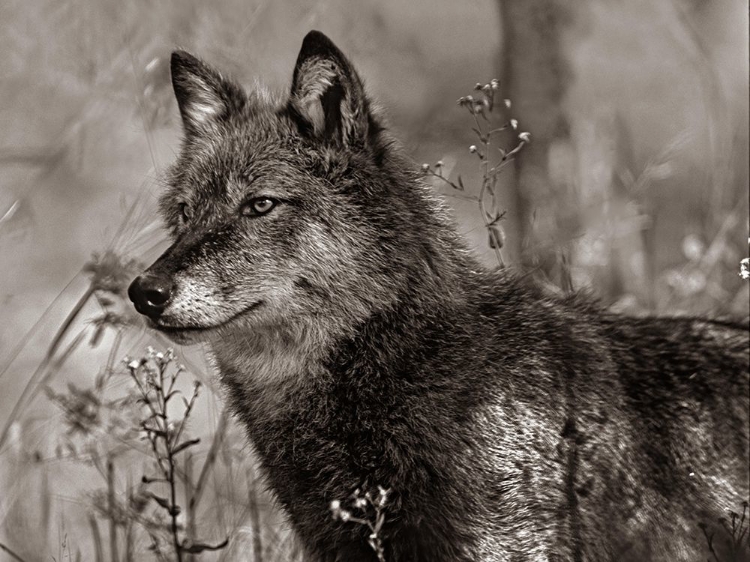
(330, 486, 390, 561)
(422, 79, 530, 266)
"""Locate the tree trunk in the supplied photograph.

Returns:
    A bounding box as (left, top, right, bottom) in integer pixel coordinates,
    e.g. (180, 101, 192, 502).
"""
(499, 0, 575, 289)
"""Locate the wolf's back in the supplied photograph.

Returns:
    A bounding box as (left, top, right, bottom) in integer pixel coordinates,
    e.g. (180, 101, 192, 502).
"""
(462, 279, 749, 560)
(569, 306, 749, 560)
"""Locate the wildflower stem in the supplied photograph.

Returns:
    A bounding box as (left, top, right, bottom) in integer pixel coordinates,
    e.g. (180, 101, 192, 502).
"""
(191, 409, 228, 512)
(171, 385, 199, 451)
(169, 448, 182, 562)
(107, 457, 120, 562)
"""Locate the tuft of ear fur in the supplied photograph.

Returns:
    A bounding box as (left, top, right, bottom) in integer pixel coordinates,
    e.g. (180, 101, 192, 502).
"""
(171, 51, 245, 136)
(289, 31, 374, 148)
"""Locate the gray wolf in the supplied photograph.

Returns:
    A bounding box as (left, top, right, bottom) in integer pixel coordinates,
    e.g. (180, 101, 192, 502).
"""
(128, 30, 750, 561)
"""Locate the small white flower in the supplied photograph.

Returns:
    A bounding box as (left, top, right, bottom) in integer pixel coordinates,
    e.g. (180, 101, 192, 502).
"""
(128, 360, 140, 370)
(330, 499, 341, 511)
(518, 132, 531, 143)
(469, 145, 477, 153)
(354, 497, 367, 509)
(740, 258, 750, 280)
(421, 163, 429, 171)
(510, 119, 518, 130)
(503, 99, 511, 109)
(436, 160, 443, 168)
(490, 78, 500, 90)
(377, 486, 389, 507)
(681, 234, 704, 262)
(339, 510, 351, 522)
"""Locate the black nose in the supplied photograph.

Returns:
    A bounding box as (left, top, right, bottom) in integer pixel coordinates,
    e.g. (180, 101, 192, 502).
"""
(128, 274, 173, 319)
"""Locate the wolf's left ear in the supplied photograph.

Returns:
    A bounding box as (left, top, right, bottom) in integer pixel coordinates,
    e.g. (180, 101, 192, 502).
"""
(289, 31, 375, 148)
(171, 51, 245, 136)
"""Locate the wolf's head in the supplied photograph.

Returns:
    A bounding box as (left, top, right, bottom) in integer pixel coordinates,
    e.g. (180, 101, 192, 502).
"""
(129, 31, 460, 347)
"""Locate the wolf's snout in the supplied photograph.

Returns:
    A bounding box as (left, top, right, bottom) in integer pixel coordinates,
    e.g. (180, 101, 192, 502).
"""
(128, 274, 173, 319)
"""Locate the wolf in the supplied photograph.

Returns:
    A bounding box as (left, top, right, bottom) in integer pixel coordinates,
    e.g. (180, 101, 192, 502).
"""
(128, 30, 750, 561)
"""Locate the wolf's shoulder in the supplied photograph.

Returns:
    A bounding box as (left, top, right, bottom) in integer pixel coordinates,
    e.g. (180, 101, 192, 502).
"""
(458, 268, 605, 333)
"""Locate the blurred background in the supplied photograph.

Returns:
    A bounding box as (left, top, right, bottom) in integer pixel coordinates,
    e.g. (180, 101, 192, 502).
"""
(0, 0, 748, 560)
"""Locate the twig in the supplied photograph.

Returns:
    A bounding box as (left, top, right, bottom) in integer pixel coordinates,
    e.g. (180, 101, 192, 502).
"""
(701, 525, 721, 562)
(190, 409, 229, 512)
(247, 470, 264, 562)
(108, 457, 119, 562)
(89, 513, 104, 562)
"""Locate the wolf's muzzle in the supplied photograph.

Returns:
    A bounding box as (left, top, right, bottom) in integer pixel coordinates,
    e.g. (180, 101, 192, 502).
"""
(128, 274, 173, 319)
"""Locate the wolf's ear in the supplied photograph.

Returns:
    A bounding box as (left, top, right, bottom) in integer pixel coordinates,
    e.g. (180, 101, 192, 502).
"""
(289, 31, 374, 147)
(171, 51, 245, 136)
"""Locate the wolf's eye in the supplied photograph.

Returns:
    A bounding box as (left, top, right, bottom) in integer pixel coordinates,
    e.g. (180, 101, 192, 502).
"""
(178, 202, 190, 222)
(241, 197, 277, 217)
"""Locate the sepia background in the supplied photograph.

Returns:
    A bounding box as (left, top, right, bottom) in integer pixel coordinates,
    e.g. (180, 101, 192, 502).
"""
(1, 0, 748, 560)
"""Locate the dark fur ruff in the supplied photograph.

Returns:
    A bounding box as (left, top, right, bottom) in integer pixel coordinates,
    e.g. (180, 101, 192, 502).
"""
(133, 31, 750, 561)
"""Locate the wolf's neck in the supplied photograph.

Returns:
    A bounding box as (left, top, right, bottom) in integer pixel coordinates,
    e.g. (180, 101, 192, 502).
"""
(211, 250, 470, 419)
(208, 254, 485, 531)
(210, 318, 331, 409)
(212, 277, 466, 487)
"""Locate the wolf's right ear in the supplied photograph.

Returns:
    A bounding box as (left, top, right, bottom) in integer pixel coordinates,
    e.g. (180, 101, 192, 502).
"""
(171, 51, 245, 136)
(288, 31, 375, 148)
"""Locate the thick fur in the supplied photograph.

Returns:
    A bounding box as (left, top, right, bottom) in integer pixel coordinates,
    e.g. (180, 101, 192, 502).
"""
(130, 31, 750, 561)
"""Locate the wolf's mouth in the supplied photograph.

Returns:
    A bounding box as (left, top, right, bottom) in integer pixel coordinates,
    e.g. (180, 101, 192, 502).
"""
(150, 301, 263, 336)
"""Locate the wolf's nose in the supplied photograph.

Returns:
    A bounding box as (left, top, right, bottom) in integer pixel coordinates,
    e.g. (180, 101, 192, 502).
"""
(128, 274, 173, 318)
